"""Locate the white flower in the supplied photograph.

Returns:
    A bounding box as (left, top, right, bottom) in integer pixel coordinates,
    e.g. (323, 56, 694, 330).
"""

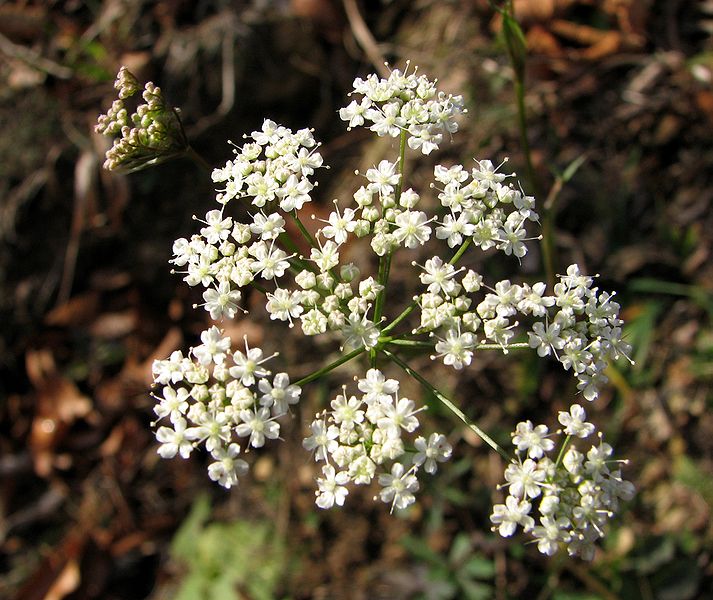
(229, 340, 273, 386)
(532, 516, 571, 555)
(156, 417, 193, 459)
(407, 123, 442, 155)
(153, 386, 189, 424)
(276, 174, 313, 212)
(200, 209, 233, 244)
(339, 97, 372, 128)
(208, 443, 248, 488)
(471, 159, 512, 189)
(249, 241, 291, 280)
(287, 146, 323, 177)
(236, 407, 280, 448)
(378, 462, 419, 512)
(518, 282, 555, 317)
(432, 327, 476, 370)
(315, 465, 350, 508)
(330, 393, 365, 430)
(490, 496, 534, 537)
(152, 350, 187, 385)
(202, 282, 242, 320)
(341, 312, 380, 350)
(300, 308, 328, 336)
(393, 210, 432, 248)
(413, 433, 452, 474)
(184, 410, 231, 453)
(303, 418, 339, 461)
(558, 404, 595, 438)
(265, 288, 304, 326)
(511, 421, 555, 459)
(369, 102, 405, 137)
(320, 205, 357, 245)
(419, 256, 459, 296)
(436, 212, 474, 248)
(310, 240, 340, 273)
(355, 372, 397, 409)
(250, 211, 285, 240)
(504, 458, 546, 499)
(377, 397, 421, 438)
(348, 454, 376, 484)
(258, 372, 301, 415)
(366, 160, 400, 196)
(192, 326, 231, 366)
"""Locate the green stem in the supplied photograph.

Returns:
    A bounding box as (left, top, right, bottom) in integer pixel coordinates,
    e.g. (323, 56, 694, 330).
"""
(384, 350, 511, 461)
(381, 238, 474, 336)
(185, 146, 212, 174)
(394, 129, 408, 204)
(476, 342, 530, 351)
(381, 300, 417, 335)
(385, 338, 433, 349)
(291, 212, 318, 249)
(553, 434, 572, 472)
(449, 237, 472, 265)
(295, 345, 366, 387)
(372, 130, 407, 326)
(512, 42, 554, 287)
(372, 251, 392, 324)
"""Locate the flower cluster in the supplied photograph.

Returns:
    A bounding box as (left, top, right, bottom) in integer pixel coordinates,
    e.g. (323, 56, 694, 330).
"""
(303, 369, 452, 511)
(151, 326, 301, 488)
(96, 67, 188, 172)
(490, 404, 635, 560)
(119, 62, 635, 550)
(340, 62, 465, 155)
(416, 261, 631, 401)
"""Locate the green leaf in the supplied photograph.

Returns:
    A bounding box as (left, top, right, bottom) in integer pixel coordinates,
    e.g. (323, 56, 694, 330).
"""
(171, 494, 211, 560)
(460, 556, 495, 580)
(448, 533, 473, 565)
(501, 9, 527, 81)
(561, 153, 588, 182)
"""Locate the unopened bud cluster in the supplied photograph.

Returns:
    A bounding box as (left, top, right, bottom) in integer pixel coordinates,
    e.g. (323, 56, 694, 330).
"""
(96, 67, 188, 172)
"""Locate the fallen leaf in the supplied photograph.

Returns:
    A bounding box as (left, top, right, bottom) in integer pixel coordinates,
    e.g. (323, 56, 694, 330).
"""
(43, 558, 81, 600)
(26, 349, 93, 476)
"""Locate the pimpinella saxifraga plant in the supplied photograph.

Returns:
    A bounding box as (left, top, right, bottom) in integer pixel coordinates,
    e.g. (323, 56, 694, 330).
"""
(97, 64, 634, 560)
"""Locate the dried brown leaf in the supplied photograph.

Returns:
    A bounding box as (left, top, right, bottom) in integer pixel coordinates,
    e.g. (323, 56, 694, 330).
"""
(43, 558, 81, 600)
(44, 292, 100, 327)
(89, 309, 137, 339)
(26, 349, 93, 476)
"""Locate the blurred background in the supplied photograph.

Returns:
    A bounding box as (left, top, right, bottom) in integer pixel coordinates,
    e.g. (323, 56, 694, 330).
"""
(1, 1, 712, 598)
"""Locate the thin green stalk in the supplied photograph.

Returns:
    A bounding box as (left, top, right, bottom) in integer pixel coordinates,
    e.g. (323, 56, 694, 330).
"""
(295, 345, 366, 387)
(291, 212, 318, 249)
(394, 129, 408, 203)
(476, 342, 530, 351)
(510, 24, 555, 287)
(384, 350, 511, 461)
(381, 238, 474, 336)
(381, 300, 418, 335)
(449, 237, 472, 265)
(185, 145, 212, 173)
(384, 338, 433, 349)
(372, 130, 407, 325)
(372, 251, 392, 324)
(553, 434, 572, 472)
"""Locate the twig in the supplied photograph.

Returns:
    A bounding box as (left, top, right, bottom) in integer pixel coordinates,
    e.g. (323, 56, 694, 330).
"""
(187, 20, 238, 137)
(0, 31, 73, 79)
(342, 0, 390, 77)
